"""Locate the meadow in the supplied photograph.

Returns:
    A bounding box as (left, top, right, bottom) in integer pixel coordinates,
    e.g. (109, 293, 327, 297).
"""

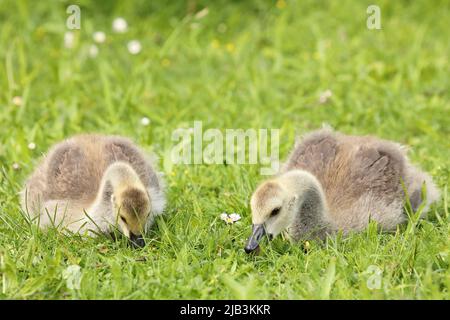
(0, 0, 449, 299)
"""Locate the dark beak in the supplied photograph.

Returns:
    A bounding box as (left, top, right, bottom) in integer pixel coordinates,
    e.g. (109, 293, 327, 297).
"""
(244, 224, 266, 254)
(129, 233, 145, 248)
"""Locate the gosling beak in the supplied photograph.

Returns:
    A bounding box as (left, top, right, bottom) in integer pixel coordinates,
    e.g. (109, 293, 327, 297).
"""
(129, 233, 145, 248)
(244, 224, 266, 254)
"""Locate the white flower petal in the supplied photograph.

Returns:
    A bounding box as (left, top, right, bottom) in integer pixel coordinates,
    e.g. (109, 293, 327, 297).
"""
(93, 31, 106, 44)
(12, 96, 23, 106)
(112, 17, 128, 33)
(140, 117, 150, 126)
(220, 213, 228, 221)
(229, 213, 241, 222)
(28, 142, 36, 150)
(64, 31, 75, 49)
(88, 44, 99, 58)
(127, 40, 141, 55)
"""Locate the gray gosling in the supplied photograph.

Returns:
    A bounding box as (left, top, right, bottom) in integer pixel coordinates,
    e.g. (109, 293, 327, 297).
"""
(245, 128, 440, 253)
(21, 134, 165, 247)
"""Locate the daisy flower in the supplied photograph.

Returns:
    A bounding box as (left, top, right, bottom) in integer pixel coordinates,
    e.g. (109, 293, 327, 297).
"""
(220, 212, 241, 224)
(93, 31, 106, 44)
(88, 44, 99, 58)
(140, 117, 150, 126)
(112, 17, 128, 33)
(127, 40, 141, 55)
(12, 96, 23, 107)
(64, 31, 75, 48)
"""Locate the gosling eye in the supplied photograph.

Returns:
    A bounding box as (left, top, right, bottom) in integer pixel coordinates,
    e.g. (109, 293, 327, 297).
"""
(120, 216, 128, 224)
(270, 207, 281, 217)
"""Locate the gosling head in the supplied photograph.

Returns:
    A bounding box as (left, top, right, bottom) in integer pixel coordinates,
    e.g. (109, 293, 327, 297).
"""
(245, 176, 300, 254)
(112, 187, 151, 248)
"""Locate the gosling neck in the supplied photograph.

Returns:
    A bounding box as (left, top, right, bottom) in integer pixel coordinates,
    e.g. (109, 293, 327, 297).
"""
(281, 170, 330, 241)
(86, 162, 143, 231)
(84, 175, 115, 234)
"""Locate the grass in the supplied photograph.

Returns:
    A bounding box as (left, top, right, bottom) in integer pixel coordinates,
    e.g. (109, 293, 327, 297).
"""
(0, 0, 449, 299)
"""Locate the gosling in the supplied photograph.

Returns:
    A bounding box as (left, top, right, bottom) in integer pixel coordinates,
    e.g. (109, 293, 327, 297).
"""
(21, 134, 166, 247)
(245, 128, 440, 253)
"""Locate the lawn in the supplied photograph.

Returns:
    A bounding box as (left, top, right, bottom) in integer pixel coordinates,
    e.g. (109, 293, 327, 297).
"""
(0, 0, 449, 299)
